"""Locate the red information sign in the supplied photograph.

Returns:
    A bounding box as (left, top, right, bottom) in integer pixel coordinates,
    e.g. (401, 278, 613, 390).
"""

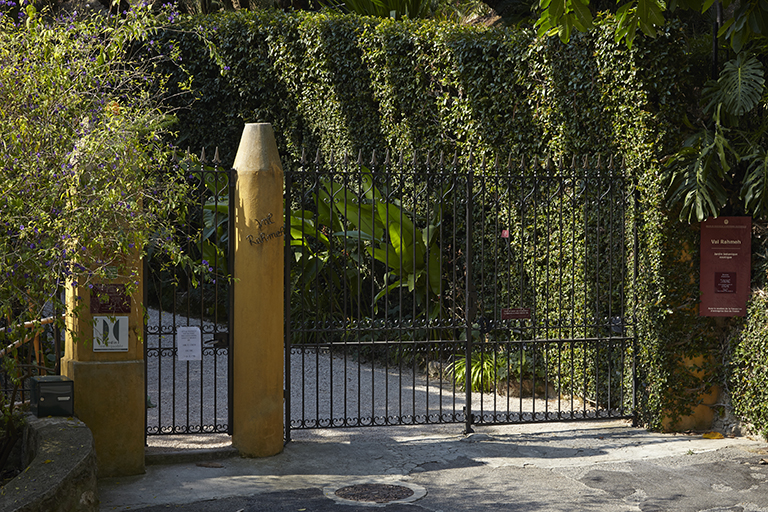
(700, 217, 751, 317)
(501, 308, 531, 320)
(90, 284, 131, 314)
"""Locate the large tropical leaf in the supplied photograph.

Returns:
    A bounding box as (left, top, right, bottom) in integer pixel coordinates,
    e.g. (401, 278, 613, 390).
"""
(703, 53, 765, 116)
(741, 147, 768, 218)
(322, 179, 382, 240)
(665, 123, 732, 222)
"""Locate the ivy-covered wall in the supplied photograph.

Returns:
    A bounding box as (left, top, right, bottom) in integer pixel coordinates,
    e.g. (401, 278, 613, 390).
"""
(158, 11, 689, 165)
(152, 11, 742, 431)
(730, 224, 768, 439)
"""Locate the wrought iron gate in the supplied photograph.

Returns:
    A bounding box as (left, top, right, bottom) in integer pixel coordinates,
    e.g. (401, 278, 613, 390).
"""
(144, 153, 234, 436)
(284, 151, 637, 440)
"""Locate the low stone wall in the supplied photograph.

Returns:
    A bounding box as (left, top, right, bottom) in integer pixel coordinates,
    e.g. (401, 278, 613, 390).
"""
(0, 414, 98, 512)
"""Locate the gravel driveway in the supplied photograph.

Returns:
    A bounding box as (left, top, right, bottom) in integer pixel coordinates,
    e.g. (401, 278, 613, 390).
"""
(145, 308, 591, 442)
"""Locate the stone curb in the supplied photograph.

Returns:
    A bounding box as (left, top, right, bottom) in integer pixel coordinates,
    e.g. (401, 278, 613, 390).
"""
(145, 446, 239, 466)
(0, 414, 98, 512)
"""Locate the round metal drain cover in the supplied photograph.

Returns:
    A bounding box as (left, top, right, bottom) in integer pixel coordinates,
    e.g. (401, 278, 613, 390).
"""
(335, 483, 414, 504)
(325, 479, 427, 507)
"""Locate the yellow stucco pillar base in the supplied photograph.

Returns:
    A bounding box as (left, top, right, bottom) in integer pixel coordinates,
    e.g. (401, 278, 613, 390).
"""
(60, 359, 145, 477)
(231, 123, 284, 457)
(662, 356, 720, 432)
(61, 260, 145, 477)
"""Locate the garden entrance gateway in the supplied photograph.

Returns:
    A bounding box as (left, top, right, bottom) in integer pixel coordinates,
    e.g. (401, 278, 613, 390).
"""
(144, 152, 234, 437)
(284, 151, 638, 441)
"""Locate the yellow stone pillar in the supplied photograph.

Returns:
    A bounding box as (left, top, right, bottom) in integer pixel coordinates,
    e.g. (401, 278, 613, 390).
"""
(231, 123, 284, 457)
(662, 355, 720, 432)
(61, 264, 145, 477)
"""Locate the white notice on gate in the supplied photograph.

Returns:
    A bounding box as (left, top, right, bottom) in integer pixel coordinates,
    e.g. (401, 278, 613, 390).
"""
(177, 326, 202, 361)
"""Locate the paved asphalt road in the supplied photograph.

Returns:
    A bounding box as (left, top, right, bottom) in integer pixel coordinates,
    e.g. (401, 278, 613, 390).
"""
(100, 421, 768, 512)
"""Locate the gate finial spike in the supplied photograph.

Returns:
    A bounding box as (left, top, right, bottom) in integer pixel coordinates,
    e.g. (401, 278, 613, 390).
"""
(412, 150, 418, 167)
(329, 150, 335, 166)
(426, 150, 431, 169)
(200, 147, 207, 163)
(468, 148, 474, 167)
(520, 154, 526, 170)
(398, 150, 405, 167)
(452, 150, 459, 168)
(558, 155, 563, 171)
(494, 153, 500, 171)
(532, 157, 538, 172)
(315, 148, 322, 165)
(507, 153, 513, 171)
(597, 154, 603, 170)
(357, 149, 363, 167)
(582, 155, 589, 169)
(384, 148, 391, 167)
(608, 154, 614, 170)
(546, 157, 553, 171)
(371, 149, 378, 167)
(481, 155, 487, 171)
(213, 147, 221, 165)
(439, 151, 445, 168)
(343, 152, 350, 167)
(300, 147, 307, 165)
(571, 155, 577, 170)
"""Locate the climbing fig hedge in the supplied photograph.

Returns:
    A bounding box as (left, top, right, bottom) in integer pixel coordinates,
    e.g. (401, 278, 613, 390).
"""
(156, 11, 690, 165)
(150, 10, 764, 433)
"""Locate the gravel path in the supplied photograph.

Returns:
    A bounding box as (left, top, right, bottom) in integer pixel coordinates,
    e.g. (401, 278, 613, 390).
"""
(145, 309, 228, 435)
(145, 310, 596, 448)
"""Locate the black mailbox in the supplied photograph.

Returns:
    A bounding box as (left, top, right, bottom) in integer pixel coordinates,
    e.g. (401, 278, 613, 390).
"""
(30, 376, 74, 417)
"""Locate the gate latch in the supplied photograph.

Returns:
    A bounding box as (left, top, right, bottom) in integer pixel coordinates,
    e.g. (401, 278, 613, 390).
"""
(204, 332, 229, 348)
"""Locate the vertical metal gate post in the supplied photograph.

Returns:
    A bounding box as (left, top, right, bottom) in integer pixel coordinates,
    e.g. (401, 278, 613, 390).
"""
(284, 170, 292, 443)
(143, 257, 149, 444)
(632, 181, 639, 427)
(464, 165, 474, 435)
(227, 167, 236, 436)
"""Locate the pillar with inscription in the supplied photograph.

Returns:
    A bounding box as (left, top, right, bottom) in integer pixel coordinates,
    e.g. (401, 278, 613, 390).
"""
(61, 266, 145, 477)
(231, 123, 284, 457)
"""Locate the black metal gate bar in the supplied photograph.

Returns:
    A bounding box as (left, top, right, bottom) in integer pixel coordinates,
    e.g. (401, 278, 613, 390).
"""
(144, 152, 232, 436)
(284, 151, 637, 436)
(464, 162, 475, 434)
(284, 166, 292, 443)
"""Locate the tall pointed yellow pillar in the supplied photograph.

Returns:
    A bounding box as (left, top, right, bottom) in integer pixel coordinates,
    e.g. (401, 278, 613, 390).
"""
(231, 123, 284, 457)
(61, 265, 145, 477)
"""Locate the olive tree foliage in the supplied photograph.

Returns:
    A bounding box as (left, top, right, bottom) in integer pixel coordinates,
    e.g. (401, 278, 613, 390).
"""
(0, 3, 198, 353)
(537, 0, 768, 222)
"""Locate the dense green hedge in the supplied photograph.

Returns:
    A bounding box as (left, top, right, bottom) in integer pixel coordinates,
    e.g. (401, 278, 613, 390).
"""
(730, 225, 768, 439)
(156, 11, 689, 165)
(150, 10, 747, 430)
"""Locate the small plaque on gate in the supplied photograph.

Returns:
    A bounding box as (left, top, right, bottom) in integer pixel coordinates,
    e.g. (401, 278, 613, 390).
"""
(501, 308, 531, 320)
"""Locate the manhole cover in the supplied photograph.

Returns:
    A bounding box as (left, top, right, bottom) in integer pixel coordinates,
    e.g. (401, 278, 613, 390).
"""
(324, 479, 427, 507)
(335, 483, 414, 503)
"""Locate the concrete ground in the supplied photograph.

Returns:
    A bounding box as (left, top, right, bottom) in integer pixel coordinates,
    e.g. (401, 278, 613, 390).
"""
(99, 420, 768, 512)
